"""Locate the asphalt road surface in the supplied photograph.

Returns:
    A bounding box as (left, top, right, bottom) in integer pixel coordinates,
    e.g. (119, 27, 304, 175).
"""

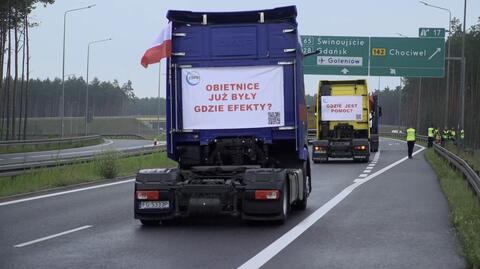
(0, 138, 464, 269)
(0, 139, 156, 166)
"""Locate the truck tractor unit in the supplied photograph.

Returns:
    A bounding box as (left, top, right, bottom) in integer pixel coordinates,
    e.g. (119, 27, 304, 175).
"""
(311, 80, 381, 163)
(135, 6, 311, 225)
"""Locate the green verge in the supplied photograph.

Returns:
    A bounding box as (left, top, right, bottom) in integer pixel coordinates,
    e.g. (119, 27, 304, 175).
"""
(0, 150, 177, 198)
(444, 143, 480, 175)
(425, 149, 480, 268)
(0, 138, 104, 154)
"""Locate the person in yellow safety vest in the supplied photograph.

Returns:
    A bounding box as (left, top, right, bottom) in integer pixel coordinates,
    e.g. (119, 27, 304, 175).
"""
(460, 129, 464, 140)
(435, 128, 441, 144)
(451, 128, 456, 142)
(441, 128, 448, 146)
(427, 126, 434, 148)
(406, 127, 416, 159)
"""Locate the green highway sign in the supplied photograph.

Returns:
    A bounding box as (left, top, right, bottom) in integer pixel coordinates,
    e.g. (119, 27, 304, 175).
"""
(301, 35, 445, 77)
(369, 37, 445, 77)
(419, 28, 445, 38)
(301, 36, 369, 76)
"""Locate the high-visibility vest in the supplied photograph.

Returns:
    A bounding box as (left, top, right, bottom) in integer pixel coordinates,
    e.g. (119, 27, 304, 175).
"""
(442, 130, 448, 139)
(451, 130, 456, 137)
(406, 128, 416, 141)
(428, 127, 434, 137)
(461, 129, 464, 139)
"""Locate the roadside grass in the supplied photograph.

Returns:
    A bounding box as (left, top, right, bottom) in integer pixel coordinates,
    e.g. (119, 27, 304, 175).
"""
(444, 143, 480, 175)
(0, 138, 104, 154)
(425, 149, 480, 268)
(0, 150, 177, 198)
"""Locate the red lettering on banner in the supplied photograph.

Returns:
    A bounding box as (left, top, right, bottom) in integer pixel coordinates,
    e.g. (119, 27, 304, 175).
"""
(226, 103, 271, 112)
(205, 82, 261, 91)
(194, 105, 225, 112)
(330, 108, 353, 113)
(208, 93, 229, 101)
(326, 104, 342, 109)
(231, 93, 257, 100)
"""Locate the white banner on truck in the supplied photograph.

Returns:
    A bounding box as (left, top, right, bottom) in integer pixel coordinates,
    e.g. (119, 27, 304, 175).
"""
(181, 66, 285, 130)
(321, 96, 363, 121)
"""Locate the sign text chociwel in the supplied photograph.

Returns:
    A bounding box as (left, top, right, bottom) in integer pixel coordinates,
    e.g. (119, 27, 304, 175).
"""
(369, 37, 444, 77)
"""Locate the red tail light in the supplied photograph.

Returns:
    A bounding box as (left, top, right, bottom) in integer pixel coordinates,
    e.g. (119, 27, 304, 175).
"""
(255, 190, 280, 200)
(136, 191, 159, 200)
(354, 145, 367, 150)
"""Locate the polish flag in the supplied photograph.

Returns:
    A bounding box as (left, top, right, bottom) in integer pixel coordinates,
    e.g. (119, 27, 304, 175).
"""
(141, 22, 172, 68)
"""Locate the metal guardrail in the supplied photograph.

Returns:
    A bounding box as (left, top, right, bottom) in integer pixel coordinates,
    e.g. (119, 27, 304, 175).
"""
(379, 131, 428, 143)
(101, 134, 149, 140)
(0, 144, 166, 177)
(434, 144, 480, 197)
(0, 135, 102, 146)
(380, 132, 480, 198)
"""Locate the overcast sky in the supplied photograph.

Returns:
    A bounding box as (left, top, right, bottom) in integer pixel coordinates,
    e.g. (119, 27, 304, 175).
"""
(28, 0, 479, 98)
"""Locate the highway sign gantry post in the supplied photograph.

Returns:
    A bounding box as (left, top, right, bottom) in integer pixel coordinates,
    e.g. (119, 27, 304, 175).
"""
(369, 37, 445, 77)
(301, 36, 369, 76)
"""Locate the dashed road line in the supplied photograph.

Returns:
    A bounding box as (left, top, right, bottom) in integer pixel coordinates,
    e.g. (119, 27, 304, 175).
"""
(0, 178, 134, 207)
(13, 225, 92, 248)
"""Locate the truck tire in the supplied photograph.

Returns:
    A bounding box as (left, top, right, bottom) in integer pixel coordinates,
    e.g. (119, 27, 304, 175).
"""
(294, 175, 309, 210)
(293, 161, 310, 211)
(140, 219, 159, 226)
(276, 181, 289, 224)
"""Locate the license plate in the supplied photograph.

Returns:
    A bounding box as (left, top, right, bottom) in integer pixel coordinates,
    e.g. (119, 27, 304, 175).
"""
(139, 201, 170, 209)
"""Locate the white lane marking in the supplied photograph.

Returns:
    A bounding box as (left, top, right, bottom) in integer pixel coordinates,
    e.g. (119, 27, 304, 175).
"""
(12, 157, 24, 160)
(358, 174, 368, 178)
(0, 178, 134, 207)
(363, 170, 372, 173)
(14, 225, 92, 248)
(373, 151, 380, 161)
(238, 145, 425, 269)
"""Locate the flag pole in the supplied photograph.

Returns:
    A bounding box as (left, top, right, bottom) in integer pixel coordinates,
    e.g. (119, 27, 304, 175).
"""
(157, 60, 161, 139)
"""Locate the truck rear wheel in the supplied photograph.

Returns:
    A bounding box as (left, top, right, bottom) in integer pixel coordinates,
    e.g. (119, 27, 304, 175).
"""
(293, 174, 309, 211)
(276, 181, 289, 224)
(293, 161, 310, 211)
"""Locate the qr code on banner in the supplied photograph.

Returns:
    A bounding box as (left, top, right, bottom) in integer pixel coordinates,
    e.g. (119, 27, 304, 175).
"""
(268, 112, 281, 125)
(356, 114, 362, 120)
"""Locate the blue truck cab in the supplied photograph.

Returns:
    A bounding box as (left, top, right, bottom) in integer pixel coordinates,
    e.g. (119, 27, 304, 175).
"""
(134, 6, 311, 225)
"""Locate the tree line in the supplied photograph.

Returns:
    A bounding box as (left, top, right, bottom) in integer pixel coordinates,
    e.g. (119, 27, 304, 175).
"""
(0, 0, 55, 140)
(3, 76, 166, 117)
(374, 17, 480, 149)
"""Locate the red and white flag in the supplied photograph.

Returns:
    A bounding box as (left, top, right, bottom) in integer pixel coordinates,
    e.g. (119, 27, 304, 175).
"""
(141, 22, 172, 68)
